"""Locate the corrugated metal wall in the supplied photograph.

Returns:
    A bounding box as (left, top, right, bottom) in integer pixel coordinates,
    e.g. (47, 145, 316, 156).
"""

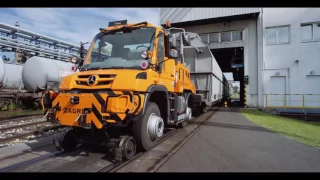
(160, 8, 261, 24)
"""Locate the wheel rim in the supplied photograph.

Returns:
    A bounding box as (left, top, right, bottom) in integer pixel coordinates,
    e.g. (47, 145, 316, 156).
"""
(147, 113, 164, 141)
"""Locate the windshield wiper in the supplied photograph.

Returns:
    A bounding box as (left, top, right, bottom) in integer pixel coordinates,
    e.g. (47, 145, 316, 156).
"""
(109, 66, 127, 69)
(87, 67, 101, 70)
(87, 66, 125, 70)
(86, 66, 142, 70)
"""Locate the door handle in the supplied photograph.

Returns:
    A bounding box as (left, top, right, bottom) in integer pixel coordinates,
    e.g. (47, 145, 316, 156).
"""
(170, 73, 174, 77)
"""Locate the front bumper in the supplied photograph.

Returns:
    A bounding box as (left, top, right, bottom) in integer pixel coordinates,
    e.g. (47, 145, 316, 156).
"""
(45, 91, 144, 129)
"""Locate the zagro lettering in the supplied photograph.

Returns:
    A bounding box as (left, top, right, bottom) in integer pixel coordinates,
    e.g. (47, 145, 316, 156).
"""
(63, 108, 82, 114)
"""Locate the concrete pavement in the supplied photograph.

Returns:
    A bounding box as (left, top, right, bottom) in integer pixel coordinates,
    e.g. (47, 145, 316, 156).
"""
(157, 108, 320, 172)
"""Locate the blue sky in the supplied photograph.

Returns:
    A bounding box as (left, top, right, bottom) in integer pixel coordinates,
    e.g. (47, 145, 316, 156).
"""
(0, 8, 235, 82)
(0, 8, 160, 44)
(0, 8, 161, 62)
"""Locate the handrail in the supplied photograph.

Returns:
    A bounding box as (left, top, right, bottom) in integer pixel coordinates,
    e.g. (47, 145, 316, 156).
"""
(264, 94, 320, 112)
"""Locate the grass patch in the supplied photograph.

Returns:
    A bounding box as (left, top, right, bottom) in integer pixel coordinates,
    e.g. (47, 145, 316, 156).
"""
(0, 109, 42, 117)
(241, 109, 320, 149)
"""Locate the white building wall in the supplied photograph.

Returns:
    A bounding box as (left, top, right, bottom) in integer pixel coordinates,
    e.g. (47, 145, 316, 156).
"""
(262, 8, 320, 108)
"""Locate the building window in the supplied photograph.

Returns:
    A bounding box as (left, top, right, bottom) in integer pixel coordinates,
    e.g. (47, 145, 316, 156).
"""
(301, 22, 320, 42)
(266, 28, 276, 44)
(209, 33, 219, 43)
(278, 26, 289, 43)
(199, 30, 243, 44)
(221, 32, 232, 42)
(199, 34, 208, 43)
(265, 25, 290, 45)
(232, 31, 242, 41)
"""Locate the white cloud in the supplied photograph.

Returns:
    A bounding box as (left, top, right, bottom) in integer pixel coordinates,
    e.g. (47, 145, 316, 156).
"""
(0, 8, 160, 46)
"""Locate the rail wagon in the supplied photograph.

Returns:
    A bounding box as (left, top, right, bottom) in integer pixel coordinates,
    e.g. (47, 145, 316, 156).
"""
(0, 56, 78, 109)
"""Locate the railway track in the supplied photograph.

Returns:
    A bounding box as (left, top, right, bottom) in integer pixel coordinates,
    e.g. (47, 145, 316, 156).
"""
(103, 110, 216, 173)
(98, 127, 182, 172)
(0, 120, 49, 132)
(0, 115, 64, 146)
(0, 126, 181, 172)
(0, 123, 65, 144)
(0, 109, 216, 172)
(0, 114, 43, 121)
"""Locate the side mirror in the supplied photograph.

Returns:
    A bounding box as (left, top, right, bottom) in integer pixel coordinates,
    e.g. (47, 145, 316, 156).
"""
(80, 43, 87, 59)
(169, 34, 177, 49)
(182, 33, 191, 46)
(169, 49, 179, 59)
(80, 51, 85, 59)
(70, 57, 81, 64)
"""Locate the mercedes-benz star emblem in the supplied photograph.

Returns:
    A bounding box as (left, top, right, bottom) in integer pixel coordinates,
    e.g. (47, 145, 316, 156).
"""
(87, 75, 96, 85)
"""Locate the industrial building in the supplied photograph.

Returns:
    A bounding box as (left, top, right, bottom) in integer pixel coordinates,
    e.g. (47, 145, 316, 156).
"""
(160, 8, 320, 111)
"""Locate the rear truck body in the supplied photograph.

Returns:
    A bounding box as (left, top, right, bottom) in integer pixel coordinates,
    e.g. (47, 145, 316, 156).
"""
(41, 20, 231, 161)
(182, 32, 231, 112)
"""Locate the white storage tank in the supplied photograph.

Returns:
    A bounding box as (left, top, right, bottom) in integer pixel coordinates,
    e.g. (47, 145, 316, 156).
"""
(22, 56, 76, 93)
(2, 62, 24, 90)
(0, 58, 4, 84)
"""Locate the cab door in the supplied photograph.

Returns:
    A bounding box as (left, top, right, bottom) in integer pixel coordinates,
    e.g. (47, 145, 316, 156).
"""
(157, 30, 176, 92)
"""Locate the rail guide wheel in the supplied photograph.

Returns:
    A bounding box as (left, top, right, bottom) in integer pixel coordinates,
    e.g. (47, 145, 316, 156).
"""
(115, 136, 136, 164)
(53, 128, 78, 152)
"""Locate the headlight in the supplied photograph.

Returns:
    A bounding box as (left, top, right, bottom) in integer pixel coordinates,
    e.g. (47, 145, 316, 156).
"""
(141, 50, 148, 59)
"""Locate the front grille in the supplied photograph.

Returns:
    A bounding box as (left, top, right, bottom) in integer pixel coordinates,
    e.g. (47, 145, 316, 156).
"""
(75, 74, 116, 87)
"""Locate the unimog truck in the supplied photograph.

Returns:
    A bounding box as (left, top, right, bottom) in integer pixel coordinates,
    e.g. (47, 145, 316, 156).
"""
(41, 20, 231, 161)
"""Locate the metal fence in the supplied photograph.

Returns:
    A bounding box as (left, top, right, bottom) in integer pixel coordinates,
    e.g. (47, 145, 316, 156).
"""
(264, 94, 320, 113)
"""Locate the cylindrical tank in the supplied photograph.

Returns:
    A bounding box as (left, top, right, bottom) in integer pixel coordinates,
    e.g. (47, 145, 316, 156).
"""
(0, 58, 5, 84)
(22, 56, 76, 93)
(2, 62, 24, 90)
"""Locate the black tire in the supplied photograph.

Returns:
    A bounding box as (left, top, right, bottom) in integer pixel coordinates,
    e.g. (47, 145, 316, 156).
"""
(133, 102, 161, 151)
(60, 129, 78, 152)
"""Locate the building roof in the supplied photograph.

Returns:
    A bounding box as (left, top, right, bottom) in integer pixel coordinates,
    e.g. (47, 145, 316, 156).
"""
(160, 8, 261, 25)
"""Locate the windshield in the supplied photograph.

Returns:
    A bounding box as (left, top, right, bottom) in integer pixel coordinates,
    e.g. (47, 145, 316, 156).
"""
(83, 27, 156, 70)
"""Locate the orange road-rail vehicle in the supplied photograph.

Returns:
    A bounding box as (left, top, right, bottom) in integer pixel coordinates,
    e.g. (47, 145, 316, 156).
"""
(42, 20, 231, 162)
